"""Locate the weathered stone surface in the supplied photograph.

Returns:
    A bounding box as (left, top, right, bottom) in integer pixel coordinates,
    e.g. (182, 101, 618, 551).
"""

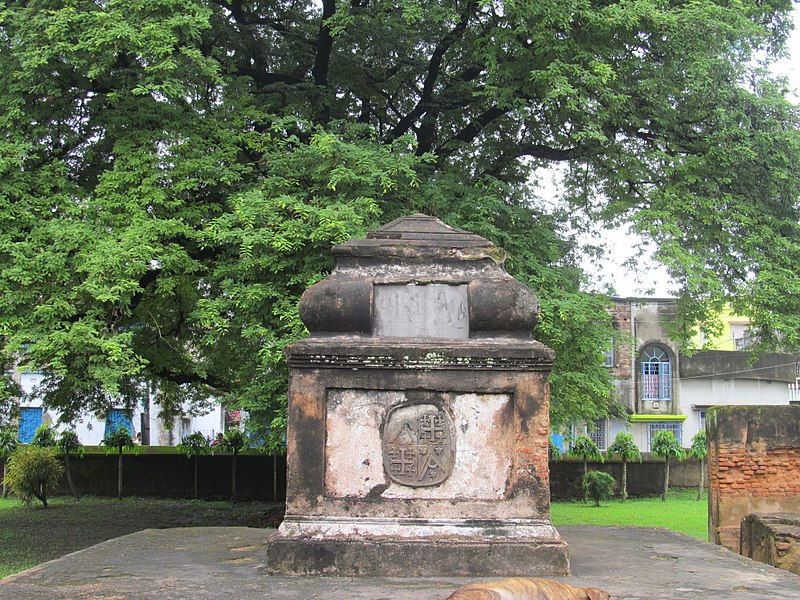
(298, 215, 539, 336)
(268, 215, 567, 577)
(741, 512, 800, 575)
(326, 390, 510, 498)
(707, 405, 800, 551)
(373, 283, 468, 338)
(266, 534, 569, 577)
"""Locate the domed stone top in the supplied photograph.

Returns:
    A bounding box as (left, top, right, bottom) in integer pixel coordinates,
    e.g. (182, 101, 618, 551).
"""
(367, 214, 492, 244)
(299, 215, 540, 339)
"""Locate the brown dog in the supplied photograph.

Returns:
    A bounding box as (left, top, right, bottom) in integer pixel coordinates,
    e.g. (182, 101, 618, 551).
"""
(445, 577, 612, 600)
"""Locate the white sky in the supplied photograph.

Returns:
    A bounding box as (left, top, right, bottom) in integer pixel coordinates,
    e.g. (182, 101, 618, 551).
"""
(577, 12, 800, 298)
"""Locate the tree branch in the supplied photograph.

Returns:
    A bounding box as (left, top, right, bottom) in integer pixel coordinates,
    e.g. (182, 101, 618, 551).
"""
(313, 0, 336, 87)
(387, 0, 479, 142)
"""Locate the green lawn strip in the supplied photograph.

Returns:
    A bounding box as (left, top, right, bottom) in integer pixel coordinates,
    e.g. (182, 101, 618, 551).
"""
(551, 488, 708, 540)
(0, 496, 281, 579)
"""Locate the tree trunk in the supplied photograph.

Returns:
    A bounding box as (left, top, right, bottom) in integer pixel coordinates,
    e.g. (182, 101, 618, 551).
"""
(231, 452, 238, 502)
(36, 482, 48, 508)
(64, 453, 80, 500)
(273, 455, 278, 500)
(582, 460, 588, 501)
(621, 460, 628, 501)
(697, 458, 705, 501)
(662, 458, 670, 501)
(117, 448, 123, 500)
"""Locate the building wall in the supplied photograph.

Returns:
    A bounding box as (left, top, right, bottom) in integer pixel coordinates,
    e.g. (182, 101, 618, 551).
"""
(13, 371, 225, 446)
(605, 298, 797, 453)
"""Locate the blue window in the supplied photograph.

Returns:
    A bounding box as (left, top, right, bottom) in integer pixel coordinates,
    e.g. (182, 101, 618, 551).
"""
(104, 408, 133, 438)
(18, 407, 43, 443)
(641, 345, 672, 401)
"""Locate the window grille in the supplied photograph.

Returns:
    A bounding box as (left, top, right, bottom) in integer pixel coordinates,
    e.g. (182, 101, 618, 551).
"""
(587, 418, 607, 450)
(641, 346, 672, 401)
(603, 341, 615, 367)
(571, 419, 607, 451)
(647, 422, 682, 450)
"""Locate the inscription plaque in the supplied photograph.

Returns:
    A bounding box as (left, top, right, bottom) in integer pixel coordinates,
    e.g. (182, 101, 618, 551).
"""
(383, 403, 455, 487)
(373, 284, 468, 338)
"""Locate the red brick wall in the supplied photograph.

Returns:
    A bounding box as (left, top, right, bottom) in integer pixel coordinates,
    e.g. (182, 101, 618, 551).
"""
(708, 406, 800, 551)
(609, 301, 633, 380)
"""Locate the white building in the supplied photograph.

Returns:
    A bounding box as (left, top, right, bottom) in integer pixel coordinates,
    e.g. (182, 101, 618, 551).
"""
(10, 371, 226, 446)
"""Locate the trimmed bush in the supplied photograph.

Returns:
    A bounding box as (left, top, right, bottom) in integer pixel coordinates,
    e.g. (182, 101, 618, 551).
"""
(582, 470, 616, 507)
(4, 445, 64, 507)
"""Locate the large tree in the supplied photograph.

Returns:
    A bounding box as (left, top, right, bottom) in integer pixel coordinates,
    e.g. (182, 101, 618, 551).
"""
(1, 1, 797, 442)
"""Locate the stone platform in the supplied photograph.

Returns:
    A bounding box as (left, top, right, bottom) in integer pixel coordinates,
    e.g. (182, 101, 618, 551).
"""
(1, 525, 799, 599)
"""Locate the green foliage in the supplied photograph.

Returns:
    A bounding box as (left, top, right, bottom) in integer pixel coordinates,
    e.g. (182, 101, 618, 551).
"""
(4, 446, 64, 507)
(0, 425, 17, 497)
(651, 430, 686, 501)
(57, 430, 84, 459)
(30, 424, 57, 448)
(102, 427, 135, 453)
(548, 439, 562, 461)
(0, 371, 21, 429)
(0, 427, 17, 459)
(102, 426, 135, 500)
(0, 0, 797, 439)
(56, 429, 83, 500)
(178, 432, 211, 459)
(607, 430, 642, 501)
(569, 434, 604, 465)
(651, 431, 686, 462)
(688, 430, 707, 462)
(688, 429, 708, 501)
(581, 471, 616, 507)
(220, 429, 248, 456)
(220, 428, 248, 502)
(178, 431, 211, 498)
(608, 432, 642, 464)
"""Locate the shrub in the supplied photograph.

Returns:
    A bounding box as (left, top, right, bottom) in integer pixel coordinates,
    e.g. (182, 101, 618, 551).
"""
(31, 423, 57, 447)
(4, 445, 64, 507)
(582, 470, 616, 507)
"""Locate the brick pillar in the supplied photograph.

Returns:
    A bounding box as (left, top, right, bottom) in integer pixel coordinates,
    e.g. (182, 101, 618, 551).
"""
(708, 406, 800, 551)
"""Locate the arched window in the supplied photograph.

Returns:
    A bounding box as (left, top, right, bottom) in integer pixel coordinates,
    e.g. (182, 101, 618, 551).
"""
(641, 345, 672, 401)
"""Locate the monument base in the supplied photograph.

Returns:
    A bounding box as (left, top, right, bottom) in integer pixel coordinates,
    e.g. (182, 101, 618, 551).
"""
(266, 516, 570, 577)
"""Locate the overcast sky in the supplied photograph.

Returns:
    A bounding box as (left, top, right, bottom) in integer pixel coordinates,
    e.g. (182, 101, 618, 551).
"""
(580, 13, 800, 298)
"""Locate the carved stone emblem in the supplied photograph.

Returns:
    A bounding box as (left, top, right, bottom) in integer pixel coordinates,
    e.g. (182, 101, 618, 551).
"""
(383, 403, 455, 487)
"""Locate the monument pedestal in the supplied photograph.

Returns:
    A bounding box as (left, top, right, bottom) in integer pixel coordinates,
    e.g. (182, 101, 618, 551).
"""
(266, 216, 569, 577)
(268, 517, 568, 577)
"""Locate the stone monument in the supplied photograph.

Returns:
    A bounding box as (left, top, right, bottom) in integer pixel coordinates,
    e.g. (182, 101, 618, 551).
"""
(266, 215, 569, 577)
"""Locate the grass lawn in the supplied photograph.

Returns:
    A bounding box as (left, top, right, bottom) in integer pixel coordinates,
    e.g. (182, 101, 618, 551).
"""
(0, 495, 282, 580)
(551, 488, 708, 540)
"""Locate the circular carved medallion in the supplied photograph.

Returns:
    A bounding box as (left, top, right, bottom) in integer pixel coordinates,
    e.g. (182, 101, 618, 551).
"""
(382, 403, 455, 487)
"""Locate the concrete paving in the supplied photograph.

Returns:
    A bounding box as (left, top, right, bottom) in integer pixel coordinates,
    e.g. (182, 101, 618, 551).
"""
(1, 525, 798, 599)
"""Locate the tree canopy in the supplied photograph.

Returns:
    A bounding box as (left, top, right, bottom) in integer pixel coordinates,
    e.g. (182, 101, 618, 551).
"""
(1, 0, 798, 441)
